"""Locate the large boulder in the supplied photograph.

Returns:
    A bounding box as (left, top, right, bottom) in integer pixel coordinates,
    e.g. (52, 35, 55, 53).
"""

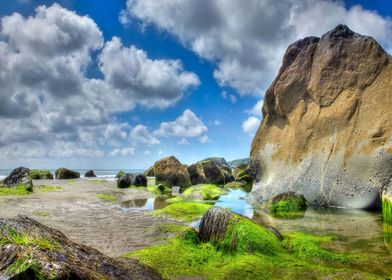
(84, 170, 97, 177)
(133, 174, 148, 187)
(2, 167, 33, 191)
(228, 158, 250, 169)
(187, 163, 206, 185)
(250, 25, 392, 209)
(117, 174, 132, 189)
(188, 160, 233, 185)
(202, 157, 232, 173)
(0, 215, 162, 280)
(29, 169, 54, 180)
(144, 166, 155, 177)
(199, 160, 225, 185)
(154, 156, 191, 188)
(55, 168, 80, 179)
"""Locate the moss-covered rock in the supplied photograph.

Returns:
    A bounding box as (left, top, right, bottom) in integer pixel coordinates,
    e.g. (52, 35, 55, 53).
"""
(232, 163, 249, 178)
(154, 156, 191, 188)
(2, 167, 33, 192)
(0, 215, 162, 279)
(117, 174, 132, 189)
(151, 202, 212, 221)
(187, 163, 206, 185)
(116, 171, 125, 178)
(167, 184, 226, 203)
(144, 166, 155, 177)
(270, 192, 308, 219)
(224, 181, 252, 193)
(199, 207, 283, 255)
(55, 168, 80, 179)
(29, 169, 54, 180)
(202, 157, 232, 174)
(382, 190, 392, 224)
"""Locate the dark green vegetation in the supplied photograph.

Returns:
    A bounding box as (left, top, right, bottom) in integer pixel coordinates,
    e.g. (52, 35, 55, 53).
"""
(166, 184, 227, 203)
(382, 192, 392, 224)
(29, 169, 54, 180)
(0, 216, 163, 280)
(130, 207, 380, 280)
(270, 192, 308, 219)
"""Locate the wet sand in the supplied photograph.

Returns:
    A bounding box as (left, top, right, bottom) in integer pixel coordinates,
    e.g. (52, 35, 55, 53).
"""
(0, 179, 179, 257)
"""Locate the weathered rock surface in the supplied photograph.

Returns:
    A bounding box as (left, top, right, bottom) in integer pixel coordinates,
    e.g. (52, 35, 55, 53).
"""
(0, 215, 162, 280)
(144, 166, 154, 177)
(154, 156, 191, 188)
(202, 157, 232, 173)
(2, 167, 32, 191)
(29, 169, 54, 180)
(250, 25, 392, 209)
(55, 168, 80, 179)
(84, 170, 97, 177)
(228, 158, 250, 169)
(117, 174, 132, 189)
(132, 174, 148, 187)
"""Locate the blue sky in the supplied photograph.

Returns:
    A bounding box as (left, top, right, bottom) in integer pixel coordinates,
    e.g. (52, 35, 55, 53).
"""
(0, 0, 391, 169)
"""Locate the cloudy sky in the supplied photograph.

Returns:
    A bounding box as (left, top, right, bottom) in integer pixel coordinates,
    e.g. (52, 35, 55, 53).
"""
(0, 0, 391, 169)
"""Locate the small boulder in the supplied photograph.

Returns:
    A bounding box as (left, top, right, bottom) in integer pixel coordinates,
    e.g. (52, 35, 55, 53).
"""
(55, 168, 80, 179)
(116, 171, 125, 178)
(117, 174, 132, 189)
(2, 167, 33, 191)
(29, 169, 53, 180)
(144, 166, 155, 177)
(133, 174, 148, 187)
(84, 170, 97, 177)
(154, 156, 191, 188)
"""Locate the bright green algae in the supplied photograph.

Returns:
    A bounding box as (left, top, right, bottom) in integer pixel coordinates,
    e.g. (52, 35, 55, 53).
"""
(382, 193, 392, 224)
(151, 201, 212, 221)
(166, 184, 227, 204)
(128, 212, 378, 280)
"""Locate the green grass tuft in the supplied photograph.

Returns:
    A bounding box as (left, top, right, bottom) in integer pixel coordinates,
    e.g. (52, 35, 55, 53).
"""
(151, 202, 212, 221)
(96, 193, 117, 202)
(382, 193, 392, 224)
(37, 186, 62, 193)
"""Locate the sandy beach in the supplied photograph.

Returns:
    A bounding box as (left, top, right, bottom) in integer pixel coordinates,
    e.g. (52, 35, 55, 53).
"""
(0, 179, 178, 257)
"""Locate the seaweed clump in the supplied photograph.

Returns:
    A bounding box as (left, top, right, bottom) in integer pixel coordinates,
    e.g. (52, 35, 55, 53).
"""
(270, 192, 308, 219)
(382, 191, 392, 224)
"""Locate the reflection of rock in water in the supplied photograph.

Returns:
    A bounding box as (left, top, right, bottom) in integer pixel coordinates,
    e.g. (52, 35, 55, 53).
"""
(254, 208, 382, 241)
(384, 223, 392, 252)
(121, 199, 148, 208)
(153, 197, 168, 210)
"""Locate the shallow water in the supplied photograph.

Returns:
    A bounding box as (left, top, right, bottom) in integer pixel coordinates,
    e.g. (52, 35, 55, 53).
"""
(123, 188, 392, 277)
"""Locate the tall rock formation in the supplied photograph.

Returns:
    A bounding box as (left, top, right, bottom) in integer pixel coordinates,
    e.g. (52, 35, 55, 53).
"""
(250, 25, 392, 209)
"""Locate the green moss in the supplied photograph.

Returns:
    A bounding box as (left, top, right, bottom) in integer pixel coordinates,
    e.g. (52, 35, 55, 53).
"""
(270, 193, 307, 219)
(29, 169, 53, 180)
(282, 232, 354, 263)
(0, 184, 32, 196)
(96, 193, 117, 202)
(382, 193, 392, 224)
(211, 214, 283, 255)
(151, 202, 212, 221)
(37, 185, 62, 192)
(0, 228, 56, 251)
(147, 184, 171, 196)
(166, 184, 226, 204)
(166, 196, 184, 204)
(128, 227, 376, 280)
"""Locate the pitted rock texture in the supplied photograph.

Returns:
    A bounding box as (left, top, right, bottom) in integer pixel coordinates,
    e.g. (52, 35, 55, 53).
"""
(250, 25, 392, 209)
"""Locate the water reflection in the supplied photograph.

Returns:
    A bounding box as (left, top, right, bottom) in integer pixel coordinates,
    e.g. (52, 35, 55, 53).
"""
(215, 188, 254, 218)
(121, 197, 168, 210)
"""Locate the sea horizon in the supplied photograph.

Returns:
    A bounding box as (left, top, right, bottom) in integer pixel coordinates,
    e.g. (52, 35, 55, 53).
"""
(0, 169, 146, 180)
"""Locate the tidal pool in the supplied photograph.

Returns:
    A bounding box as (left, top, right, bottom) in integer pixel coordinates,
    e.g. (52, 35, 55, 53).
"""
(122, 188, 392, 277)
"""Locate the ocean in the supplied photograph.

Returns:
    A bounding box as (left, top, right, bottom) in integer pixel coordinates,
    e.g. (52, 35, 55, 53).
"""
(0, 169, 145, 181)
